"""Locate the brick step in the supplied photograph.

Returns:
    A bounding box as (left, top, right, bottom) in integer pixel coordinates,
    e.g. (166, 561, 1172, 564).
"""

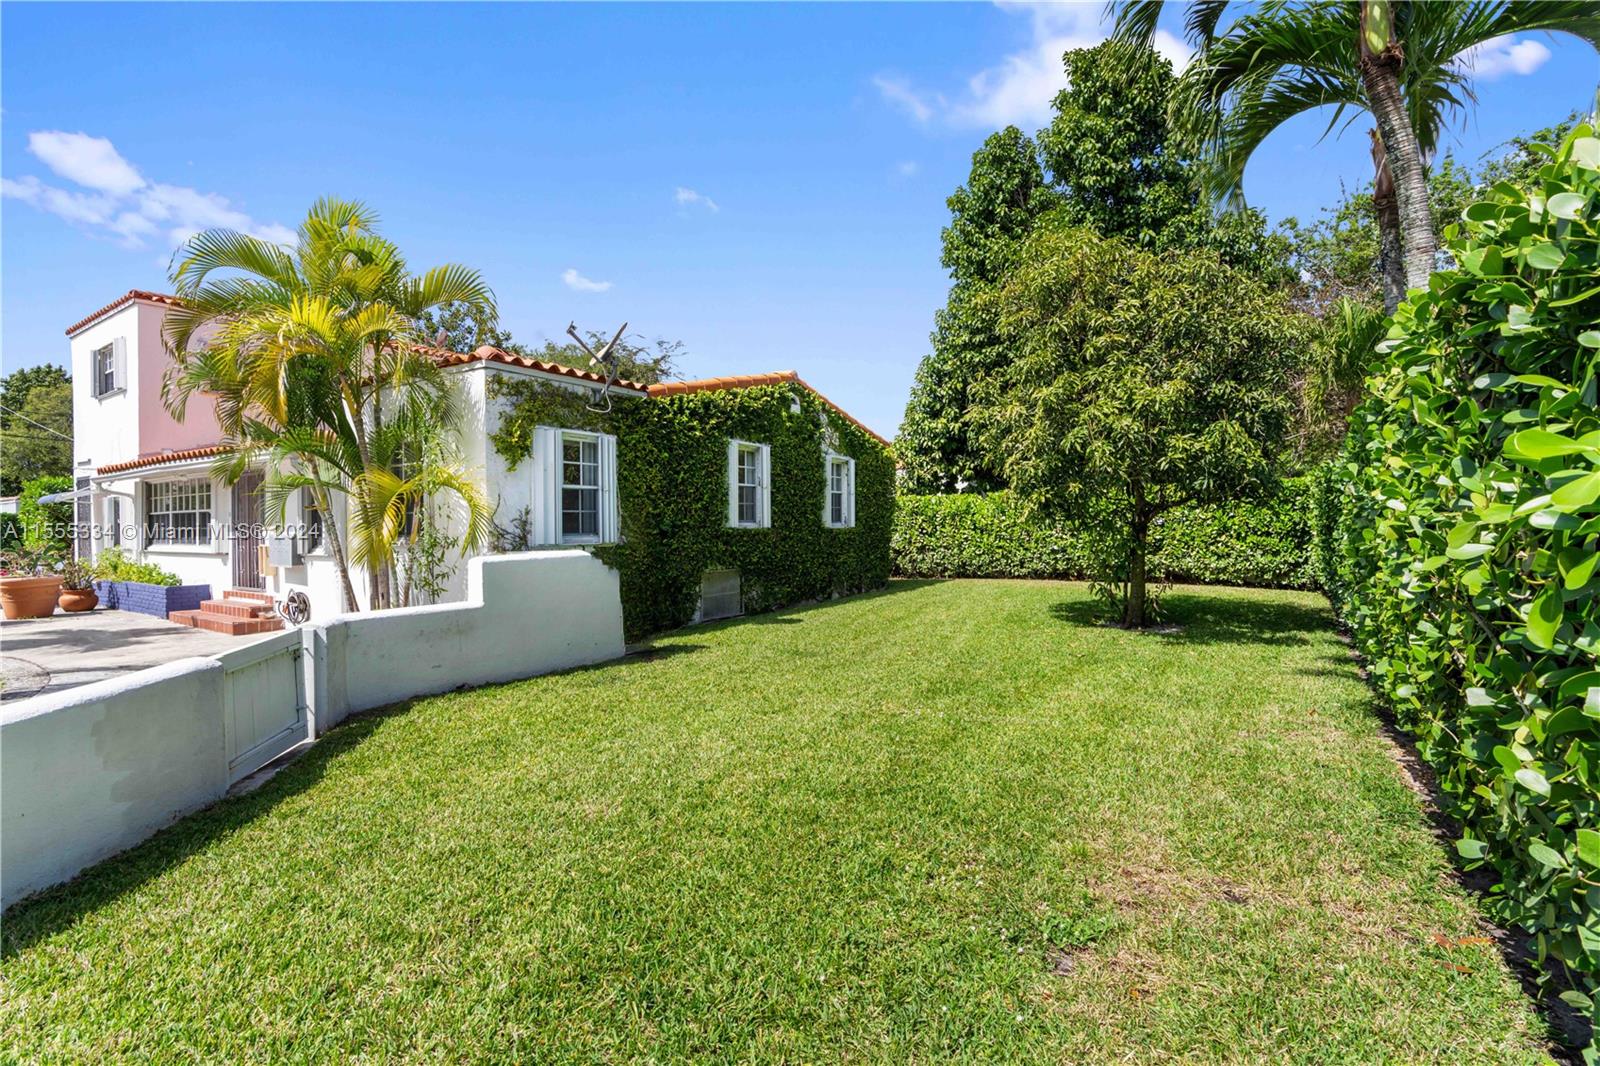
(200, 597, 276, 619)
(225, 588, 275, 605)
(168, 608, 284, 636)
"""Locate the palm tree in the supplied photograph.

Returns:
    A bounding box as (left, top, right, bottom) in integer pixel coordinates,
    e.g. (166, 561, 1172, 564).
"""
(163, 199, 496, 611)
(1113, 1, 1600, 310)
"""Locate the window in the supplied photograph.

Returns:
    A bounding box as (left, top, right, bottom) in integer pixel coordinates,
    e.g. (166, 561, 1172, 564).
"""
(74, 477, 91, 560)
(533, 426, 617, 545)
(561, 434, 601, 542)
(106, 496, 123, 548)
(726, 440, 771, 528)
(300, 488, 324, 552)
(92, 340, 124, 397)
(824, 454, 856, 529)
(144, 478, 212, 546)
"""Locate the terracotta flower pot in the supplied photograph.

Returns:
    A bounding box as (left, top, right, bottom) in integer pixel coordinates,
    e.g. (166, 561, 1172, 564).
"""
(1, 575, 64, 620)
(58, 587, 99, 613)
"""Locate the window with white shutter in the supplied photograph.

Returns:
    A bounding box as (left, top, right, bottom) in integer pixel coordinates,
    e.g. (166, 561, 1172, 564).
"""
(726, 440, 771, 528)
(824, 453, 856, 529)
(533, 426, 620, 545)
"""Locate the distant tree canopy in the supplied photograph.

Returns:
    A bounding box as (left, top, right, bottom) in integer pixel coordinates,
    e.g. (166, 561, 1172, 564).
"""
(0, 363, 73, 496)
(897, 42, 1291, 494)
(418, 303, 681, 386)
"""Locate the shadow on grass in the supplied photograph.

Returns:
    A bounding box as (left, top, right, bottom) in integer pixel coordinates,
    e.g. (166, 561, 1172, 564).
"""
(1049, 590, 1333, 647)
(670, 578, 944, 637)
(1309, 634, 1593, 1057)
(0, 701, 413, 956)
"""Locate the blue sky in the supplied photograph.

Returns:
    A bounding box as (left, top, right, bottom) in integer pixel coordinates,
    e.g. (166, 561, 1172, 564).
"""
(4, 2, 1597, 438)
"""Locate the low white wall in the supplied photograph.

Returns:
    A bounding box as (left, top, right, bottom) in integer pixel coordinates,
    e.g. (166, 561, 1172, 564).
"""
(2, 657, 228, 907)
(2, 550, 624, 908)
(311, 550, 624, 730)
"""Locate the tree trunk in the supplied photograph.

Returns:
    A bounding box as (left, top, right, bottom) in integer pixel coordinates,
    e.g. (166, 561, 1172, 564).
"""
(1123, 511, 1149, 628)
(316, 483, 360, 613)
(1358, 9, 1435, 295)
(1369, 130, 1406, 313)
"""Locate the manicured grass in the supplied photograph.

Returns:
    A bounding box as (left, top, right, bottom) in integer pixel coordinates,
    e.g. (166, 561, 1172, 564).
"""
(2, 580, 1548, 1062)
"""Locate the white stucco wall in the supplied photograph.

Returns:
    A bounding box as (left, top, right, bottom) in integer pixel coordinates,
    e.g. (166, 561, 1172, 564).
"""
(70, 304, 142, 475)
(1, 657, 228, 907)
(311, 549, 624, 730)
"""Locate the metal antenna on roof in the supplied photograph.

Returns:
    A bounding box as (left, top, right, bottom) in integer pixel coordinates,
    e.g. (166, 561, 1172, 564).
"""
(567, 320, 628, 413)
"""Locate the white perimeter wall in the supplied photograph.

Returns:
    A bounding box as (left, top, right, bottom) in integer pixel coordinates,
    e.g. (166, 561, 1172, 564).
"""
(312, 549, 624, 729)
(2, 658, 228, 907)
(2, 550, 624, 907)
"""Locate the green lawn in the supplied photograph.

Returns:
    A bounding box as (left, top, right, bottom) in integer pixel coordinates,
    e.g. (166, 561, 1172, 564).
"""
(2, 580, 1550, 1062)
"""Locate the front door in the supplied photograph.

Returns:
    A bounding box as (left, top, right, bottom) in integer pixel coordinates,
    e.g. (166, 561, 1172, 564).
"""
(232, 470, 265, 589)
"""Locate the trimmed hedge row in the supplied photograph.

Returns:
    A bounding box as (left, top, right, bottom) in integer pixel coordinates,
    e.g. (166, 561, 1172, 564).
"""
(893, 478, 1314, 589)
(1316, 128, 1600, 1026)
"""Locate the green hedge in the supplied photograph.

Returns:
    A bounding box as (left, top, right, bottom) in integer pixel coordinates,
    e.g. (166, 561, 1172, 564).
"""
(893, 478, 1314, 589)
(491, 380, 895, 640)
(1317, 127, 1600, 1025)
(17, 475, 73, 559)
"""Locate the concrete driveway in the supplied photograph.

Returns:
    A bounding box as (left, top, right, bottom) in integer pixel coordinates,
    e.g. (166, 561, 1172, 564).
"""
(1, 608, 274, 703)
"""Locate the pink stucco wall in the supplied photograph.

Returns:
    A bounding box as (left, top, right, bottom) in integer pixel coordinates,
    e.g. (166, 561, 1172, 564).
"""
(136, 303, 223, 451)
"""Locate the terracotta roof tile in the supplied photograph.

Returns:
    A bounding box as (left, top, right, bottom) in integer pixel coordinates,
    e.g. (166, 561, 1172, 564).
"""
(649, 370, 889, 447)
(426, 345, 650, 392)
(96, 444, 231, 476)
(65, 290, 182, 336)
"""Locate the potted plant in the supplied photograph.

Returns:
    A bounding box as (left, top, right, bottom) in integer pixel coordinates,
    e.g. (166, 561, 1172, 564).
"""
(57, 560, 99, 613)
(0, 548, 64, 620)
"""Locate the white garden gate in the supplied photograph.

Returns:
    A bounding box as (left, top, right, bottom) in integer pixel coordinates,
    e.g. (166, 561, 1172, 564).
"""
(215, 628, 309, 784)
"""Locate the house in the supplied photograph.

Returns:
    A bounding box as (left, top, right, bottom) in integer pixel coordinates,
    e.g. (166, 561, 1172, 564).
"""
(67, 290, 894, 636)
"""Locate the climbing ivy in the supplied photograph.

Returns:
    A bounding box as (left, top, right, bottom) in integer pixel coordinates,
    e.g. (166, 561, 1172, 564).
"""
(491, 379, 895, 639)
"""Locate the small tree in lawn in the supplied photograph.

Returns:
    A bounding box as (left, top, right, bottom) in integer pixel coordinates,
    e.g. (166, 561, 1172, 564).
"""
(975, 224, 1305, 627)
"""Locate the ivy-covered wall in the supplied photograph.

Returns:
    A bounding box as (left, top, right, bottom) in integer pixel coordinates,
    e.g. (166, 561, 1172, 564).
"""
(489, 376, 894, 639)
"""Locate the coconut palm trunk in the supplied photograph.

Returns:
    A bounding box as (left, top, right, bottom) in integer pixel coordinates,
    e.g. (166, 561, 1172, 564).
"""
(1358, 1, 1436, 295)
(1368, 130, 1406, 311)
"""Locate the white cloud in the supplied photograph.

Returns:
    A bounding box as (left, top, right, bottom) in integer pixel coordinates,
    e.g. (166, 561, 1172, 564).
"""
(875, 1, 1191, 131)
(872, 74, 939, 124)
(896, 160, 920, 177)
(1453, 34, 1552, 80)
(1, 129, 294, 249)
(27, 131, 145, 195)
(674, 186, 720, 212)
(562, 268, 613, 293)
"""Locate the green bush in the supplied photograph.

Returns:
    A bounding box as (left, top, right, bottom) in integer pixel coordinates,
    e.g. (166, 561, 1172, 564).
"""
(491, 380, 895, 640)
(1318, 126, 1600, 1023)
(17, 475, 73, 559)
(90, 547, 182, 587)
(0, 511, 21, 552)
(893, 479, 1313, 589)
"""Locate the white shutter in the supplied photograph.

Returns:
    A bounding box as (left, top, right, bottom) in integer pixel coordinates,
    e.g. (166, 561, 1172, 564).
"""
(599, 433, 619, 543)
(822, 455, 833, 526)
(758, 444, 772, 528)
(726, 440, 741, 527)
(532, 425, 560, 545)
(111, 337, 127, 393)
(847, 458, 857, 527)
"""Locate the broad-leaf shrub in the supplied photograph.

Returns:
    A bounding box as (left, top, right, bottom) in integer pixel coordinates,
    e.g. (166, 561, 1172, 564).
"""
(894, 480, 1314, 589)
(17, 475, 72, 559)
(1319, 126, 1600, 1021)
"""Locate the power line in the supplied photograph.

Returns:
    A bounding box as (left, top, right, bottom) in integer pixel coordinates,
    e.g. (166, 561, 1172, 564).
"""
(0, 401, 73, 442)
